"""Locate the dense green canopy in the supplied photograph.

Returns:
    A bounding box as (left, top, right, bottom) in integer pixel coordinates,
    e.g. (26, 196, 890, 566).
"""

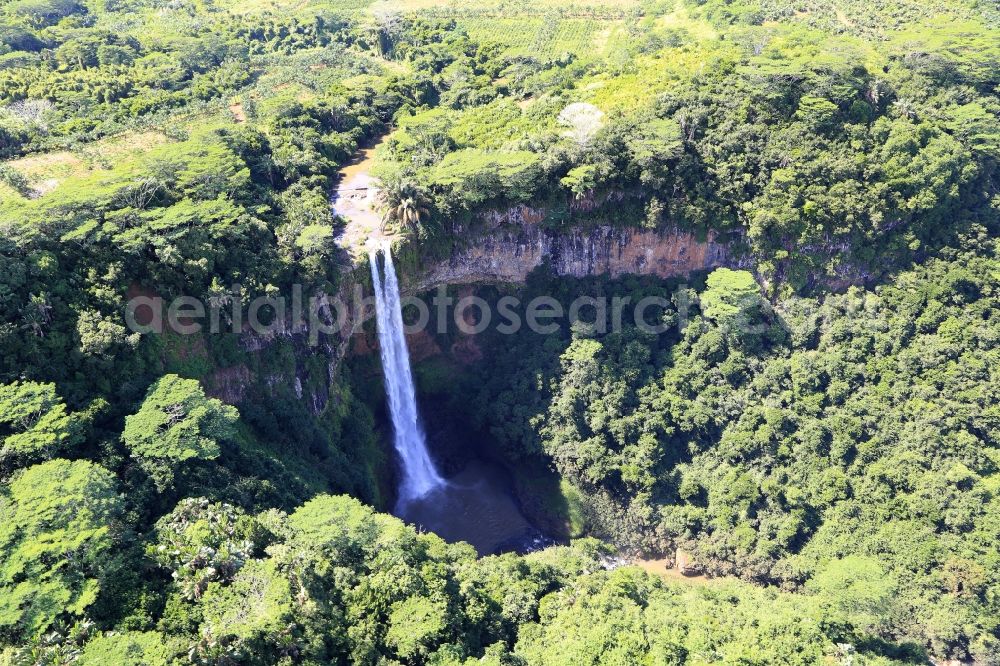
(123, 374, 238, 489)
(0, 459, 122, 643)
(0, 0, 997, 662)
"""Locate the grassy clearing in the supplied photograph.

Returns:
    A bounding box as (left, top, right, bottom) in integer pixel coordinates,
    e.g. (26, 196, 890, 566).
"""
(1, 130, 170, 199)
(631, 559, 718, 586)
(400, 0, 643, 58)
(580, 44, 723, 111)
(218, 0, 372, 17)
(743, 0, 998, 39)
(5, 150, 85, 198)
(656, 0, 717, 41)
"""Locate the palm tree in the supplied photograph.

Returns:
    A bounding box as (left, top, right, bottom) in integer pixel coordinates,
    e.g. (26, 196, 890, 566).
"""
(376, 180, 430, 235)
(392, 196, 430, 232)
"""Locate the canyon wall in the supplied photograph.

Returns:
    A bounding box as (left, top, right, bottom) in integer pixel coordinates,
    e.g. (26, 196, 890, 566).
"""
(205, 215, 732, 407)
(406, 211, 730, 293)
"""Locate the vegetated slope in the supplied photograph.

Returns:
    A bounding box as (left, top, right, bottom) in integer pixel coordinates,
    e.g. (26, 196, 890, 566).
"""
(0, 0, 997, 662)
(372, 0, 997, 292)
(0, 4, 492, 512)
(0, 492, 919, 664)
(460, 232, 1000, 660)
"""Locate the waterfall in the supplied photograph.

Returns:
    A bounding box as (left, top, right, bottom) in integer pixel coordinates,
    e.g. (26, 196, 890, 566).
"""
(369, 245, 445, 507)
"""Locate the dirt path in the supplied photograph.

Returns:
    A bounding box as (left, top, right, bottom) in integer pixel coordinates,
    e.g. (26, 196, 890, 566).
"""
(833, 4, 854, 29)
(229, 102, 246, 123)
(332, 134, 394, 261)
(633, 557, 716, 586)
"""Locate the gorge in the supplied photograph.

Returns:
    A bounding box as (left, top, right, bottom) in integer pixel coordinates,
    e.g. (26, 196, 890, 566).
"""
(331, 130, 733, 550)
(369, 244, 550, 554)
(1, 0, 996, 658)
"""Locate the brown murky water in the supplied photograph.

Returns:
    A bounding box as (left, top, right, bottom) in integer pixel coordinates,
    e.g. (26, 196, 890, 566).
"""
(331, 135, 393, 259)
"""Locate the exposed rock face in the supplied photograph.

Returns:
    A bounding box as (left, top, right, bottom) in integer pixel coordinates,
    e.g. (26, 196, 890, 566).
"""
(675, 549, 705, 577)
(406, 218, 729, 293)
(207, 364, 254, 405)
(200, 216, 732, 408)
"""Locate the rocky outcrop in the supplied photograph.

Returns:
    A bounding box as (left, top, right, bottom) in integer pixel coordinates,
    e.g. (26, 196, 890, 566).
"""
(406, 216, 729, 293)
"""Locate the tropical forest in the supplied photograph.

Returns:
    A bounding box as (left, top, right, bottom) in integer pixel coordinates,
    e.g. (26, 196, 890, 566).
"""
(0, 0, 998, 662)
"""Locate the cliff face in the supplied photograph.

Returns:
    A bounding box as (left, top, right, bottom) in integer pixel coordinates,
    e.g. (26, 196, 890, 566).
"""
(406, 213, 729, 293)
(203, 215, 732, 407)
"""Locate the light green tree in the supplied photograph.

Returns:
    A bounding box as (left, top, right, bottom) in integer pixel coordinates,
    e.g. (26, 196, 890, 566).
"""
(0, 381, 79, 465)
(807, 555, 899, 640)
(76, 309, 139, 360)
(699, 268, 766, 330)
(80, 631, 177, 666)
(386, 596, 449, 661)
(122, 375, 238, 490)
(0, 459, 122, 644)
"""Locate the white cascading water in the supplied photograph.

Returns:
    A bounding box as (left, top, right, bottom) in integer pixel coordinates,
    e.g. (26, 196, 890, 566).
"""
(369, 245, 445, 507)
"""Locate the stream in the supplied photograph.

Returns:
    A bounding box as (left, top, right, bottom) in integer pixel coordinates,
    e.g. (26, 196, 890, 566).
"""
(332, 134, 390, 258)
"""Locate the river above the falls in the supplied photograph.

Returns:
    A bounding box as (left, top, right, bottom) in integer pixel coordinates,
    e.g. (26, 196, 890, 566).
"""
(331, 134, 393, 260)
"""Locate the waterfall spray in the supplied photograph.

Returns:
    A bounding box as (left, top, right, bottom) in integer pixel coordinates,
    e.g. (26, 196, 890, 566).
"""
(369, 244, 445, 507)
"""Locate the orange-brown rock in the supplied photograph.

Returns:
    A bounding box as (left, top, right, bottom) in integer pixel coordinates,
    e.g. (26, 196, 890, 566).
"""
(406, 221, 727, 293)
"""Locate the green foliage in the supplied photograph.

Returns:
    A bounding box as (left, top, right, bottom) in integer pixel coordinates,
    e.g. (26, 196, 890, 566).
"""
(386, 595, 449, 660)
(134, 493, 906, 664)
(372, 1, 998, 287)
(79, 631, 177, 666)
(375, 177, 435, 238)
(149, 498, 265, 600)
(471, 234, 1000, 660)
(0, 381, 79, 468)
(560, 164, 602, 198)
(515, 567, 836, 665)
(699, 268, 768, 337)
(122, 375, 238, 490)
(807, 556, 899, 640)
(0, 0, 998, 662)
(199, 558, 295, 652)
(428, 149, 544, 213)
(0, 459, 122, 645)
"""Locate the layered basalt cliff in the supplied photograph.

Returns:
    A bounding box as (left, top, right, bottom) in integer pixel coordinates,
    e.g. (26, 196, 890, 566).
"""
(204, 216, 733, 408)
(406, 216, 730, 293)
